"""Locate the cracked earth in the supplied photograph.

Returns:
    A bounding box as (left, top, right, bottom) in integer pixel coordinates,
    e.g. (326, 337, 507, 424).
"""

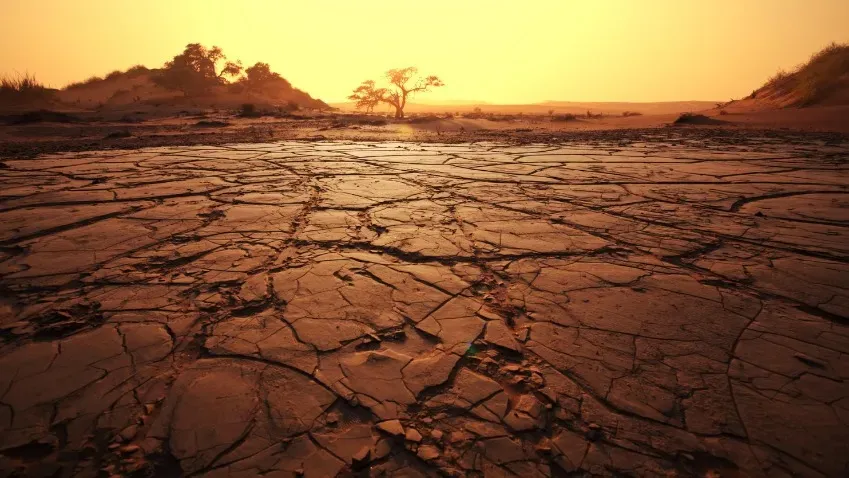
(1, 137, 848, 477)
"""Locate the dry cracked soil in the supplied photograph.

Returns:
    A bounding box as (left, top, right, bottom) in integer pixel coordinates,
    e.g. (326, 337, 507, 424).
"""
(0, 136, 848, 477)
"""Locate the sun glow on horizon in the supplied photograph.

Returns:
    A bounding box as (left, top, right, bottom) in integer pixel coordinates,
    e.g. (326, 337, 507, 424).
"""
(2, 0, 848, 104)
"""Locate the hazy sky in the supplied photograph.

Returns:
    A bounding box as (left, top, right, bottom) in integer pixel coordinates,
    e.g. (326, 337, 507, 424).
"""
(2, 0, 848, 103)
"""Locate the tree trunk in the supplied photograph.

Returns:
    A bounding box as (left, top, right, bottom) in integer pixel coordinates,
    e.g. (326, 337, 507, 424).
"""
(394, 106, 404, 119)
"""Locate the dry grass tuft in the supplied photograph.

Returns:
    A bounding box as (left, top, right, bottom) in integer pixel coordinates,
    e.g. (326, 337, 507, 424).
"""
(756, 42, 849, 106)
(0, 72, 54, 104)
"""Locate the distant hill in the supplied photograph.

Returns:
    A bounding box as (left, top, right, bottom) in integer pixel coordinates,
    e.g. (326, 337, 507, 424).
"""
(2, 60, 329, 113)
(732, 42, 849, 109)
(55, 66, 328, 111)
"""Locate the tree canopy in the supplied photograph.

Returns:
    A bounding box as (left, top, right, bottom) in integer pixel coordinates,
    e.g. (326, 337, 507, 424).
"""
(153, 43, 243, 95)
(239, 62, 293, 96)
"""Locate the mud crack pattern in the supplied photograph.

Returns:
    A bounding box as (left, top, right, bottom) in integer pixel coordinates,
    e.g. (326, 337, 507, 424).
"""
(1, 138, 848, 477)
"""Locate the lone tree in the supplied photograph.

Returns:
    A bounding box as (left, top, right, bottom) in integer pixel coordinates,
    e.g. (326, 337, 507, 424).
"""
(154, 43, 243, 96)
(349, 67, 443, 118)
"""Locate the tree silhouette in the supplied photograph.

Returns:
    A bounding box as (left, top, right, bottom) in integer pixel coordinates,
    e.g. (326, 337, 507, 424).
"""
(349, 67, 444, 118)
(154, 43, 243, 96)
(239, 62, 293, 96)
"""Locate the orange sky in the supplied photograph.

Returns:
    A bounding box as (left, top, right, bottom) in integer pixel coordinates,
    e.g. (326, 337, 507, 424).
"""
(2, 0, 848, 104)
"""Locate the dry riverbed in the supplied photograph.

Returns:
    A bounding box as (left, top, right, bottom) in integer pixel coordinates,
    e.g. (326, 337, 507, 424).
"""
(1, 138, 848, 477)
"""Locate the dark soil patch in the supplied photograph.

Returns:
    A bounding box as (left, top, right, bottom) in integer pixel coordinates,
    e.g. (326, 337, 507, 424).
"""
(2, 110, 80, 125)
(673, 113, 729, 126)
(104, 130, 132, 139)
(193, 120, 230, 127)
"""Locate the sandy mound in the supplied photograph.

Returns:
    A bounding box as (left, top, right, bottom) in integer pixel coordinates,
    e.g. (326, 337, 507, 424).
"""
(54, 68, 328, 111)
(732, 43, 849, 109)
(672, 113, 729, 126)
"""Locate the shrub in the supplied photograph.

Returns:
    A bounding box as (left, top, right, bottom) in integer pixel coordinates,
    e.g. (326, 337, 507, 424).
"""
(0, 73, 54, 104)
(551, 113, 577, 122)
(672, 113, 723, 125)
(756, 42, 849, 106)
(1, 73, 43, 93)
(766, 69, 790, 87)
(674, 112, 695, 123)
(622, 111, 642, 117)
(240, 103, 260, 117)
(408, 115, 440, 123)
(462, 107, 485, 119)
(108, 88, 130, 100)
(126, 65, 149, 76)
(105, 70, 123, 80)
(65, 75, 103, 90)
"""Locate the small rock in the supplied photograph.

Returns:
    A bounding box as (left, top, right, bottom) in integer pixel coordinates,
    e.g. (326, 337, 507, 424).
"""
(588, 423, 601, 430)
(143, 404, 155, 415)
(365, 333, 381, 343)
(535, 437, 552, 454)
(120, 445, 140, 455)
(326, 412, 340, 426)
(119, 425, 138, 442)
(376, 419, 404, 437)
(294, 469, 305, 476)
(586, 428, 603, 441)
(381, 329, 406, 341)
(503, 364, 521, 373)
(431, 429, 444, 441)
(373, 438, 393, 460)
(449, 431, 472, 444)
(529, 373, 545, 388)
(417, 445, 440, 461)
(509, 375, 526, 386)
(351, 446, 371, 471)
(406, 428, 423, 443)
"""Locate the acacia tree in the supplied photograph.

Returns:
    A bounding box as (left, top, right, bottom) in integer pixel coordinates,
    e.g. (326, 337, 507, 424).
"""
(154, 43, 243, 96)
(349, 67, 443, 118)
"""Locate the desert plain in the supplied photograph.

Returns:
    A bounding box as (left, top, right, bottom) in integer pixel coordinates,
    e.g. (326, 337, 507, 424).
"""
(1, 130, 848, 477)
